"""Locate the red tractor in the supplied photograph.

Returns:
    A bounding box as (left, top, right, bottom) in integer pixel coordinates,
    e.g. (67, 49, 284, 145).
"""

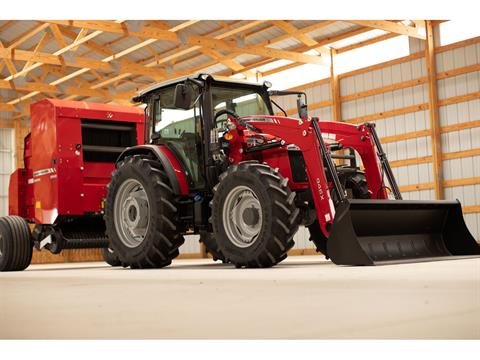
(104, 74, 480, 268)
(0, 99, 144, 271)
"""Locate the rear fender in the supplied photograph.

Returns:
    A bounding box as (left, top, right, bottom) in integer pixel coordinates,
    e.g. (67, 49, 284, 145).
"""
(117, 145, 189, 195)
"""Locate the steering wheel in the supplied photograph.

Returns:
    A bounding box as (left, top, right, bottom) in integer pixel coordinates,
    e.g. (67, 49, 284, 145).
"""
(214, 109, 241, 125)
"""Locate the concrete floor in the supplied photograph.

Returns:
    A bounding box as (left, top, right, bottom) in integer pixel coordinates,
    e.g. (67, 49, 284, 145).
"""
(0, 255, 479, 339)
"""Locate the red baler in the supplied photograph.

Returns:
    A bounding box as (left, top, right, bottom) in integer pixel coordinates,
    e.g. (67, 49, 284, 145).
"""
(1, 99, 143, 271)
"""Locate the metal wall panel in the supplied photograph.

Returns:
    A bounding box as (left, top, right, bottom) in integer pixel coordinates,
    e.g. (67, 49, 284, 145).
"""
(465, 213, 479, 242)
(0, 129, 14, 216)
(339, 58, 427, 97)
(436, 43, 480, 72)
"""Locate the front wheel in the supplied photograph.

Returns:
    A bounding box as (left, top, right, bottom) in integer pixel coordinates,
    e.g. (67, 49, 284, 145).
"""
(210, 161, 299, 268)
(105, 155, 185, 269)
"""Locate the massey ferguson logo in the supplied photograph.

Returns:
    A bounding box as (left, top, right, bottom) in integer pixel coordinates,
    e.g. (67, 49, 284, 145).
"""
(106, 112, 113, 119)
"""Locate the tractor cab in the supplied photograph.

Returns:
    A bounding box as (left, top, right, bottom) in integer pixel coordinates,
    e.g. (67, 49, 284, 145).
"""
(133, 74, 277, 191)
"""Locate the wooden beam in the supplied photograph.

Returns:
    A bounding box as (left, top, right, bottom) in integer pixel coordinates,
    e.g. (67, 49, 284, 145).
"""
(336, 32, 400, 53)
(3, 26, 111, 82)
(390, 155, 432, 168)
(257, 25, 373, 78)
(463, 205, 480, 214)
(80, 21, 335, 97)
(0, 40, 17, 75)
(441, 119, 480, 133)
(49, 24, 68, 48)
(444, 177, 480, 188)
(21, 31, 50, 72)
(55, 21, 255, 98)
(272, 20, 320, 47)
(346, 103, 429, 124)
(47, 20, 328, 66)
(188, 35, 325, 65)
(330, 48, 341, 122)
(0, 79, 134, 102)
(438, 91, 480, 106)
(442, 148, 480, 161)
(46, 20, 179, 42)
(346, 20, 426, 39)
(400, 182, 434, 192)
(425, 20, 444, 200)
(6, 22, 50, 49)
(71, 28, 90, 51)
(341, 77, 428, 102)
(0, 47, 163, 79)
(61, 21, 274, 98)
(381, 129, 432, 144)
(437, 63, 480, 80)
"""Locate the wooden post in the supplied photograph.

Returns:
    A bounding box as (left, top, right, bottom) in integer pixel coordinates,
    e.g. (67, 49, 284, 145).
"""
(330, 48, 345, 164)
(425, 20, 444, 200)
(330, 48, 342, 122)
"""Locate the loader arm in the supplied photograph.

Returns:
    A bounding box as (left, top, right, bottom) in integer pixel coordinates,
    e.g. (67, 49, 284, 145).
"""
(242, 116, 388, 237)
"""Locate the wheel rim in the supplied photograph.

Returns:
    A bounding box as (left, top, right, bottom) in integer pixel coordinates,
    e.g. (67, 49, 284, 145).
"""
(114, 179, 150, 248)
(0, 234, 3, 257)
(222, 185, 263, 248)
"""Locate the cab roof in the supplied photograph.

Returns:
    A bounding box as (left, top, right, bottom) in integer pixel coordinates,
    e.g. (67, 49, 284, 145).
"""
(133, 73, 267, 102)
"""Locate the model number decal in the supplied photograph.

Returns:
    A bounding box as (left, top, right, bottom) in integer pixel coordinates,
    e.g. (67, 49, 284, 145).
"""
(33, 168, 56, 178)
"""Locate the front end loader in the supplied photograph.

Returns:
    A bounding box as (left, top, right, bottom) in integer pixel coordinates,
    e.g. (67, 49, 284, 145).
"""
(104, 73, 480, 268)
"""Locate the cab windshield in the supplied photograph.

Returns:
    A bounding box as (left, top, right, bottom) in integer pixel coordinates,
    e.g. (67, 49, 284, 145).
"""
(212, 85, 272, 126)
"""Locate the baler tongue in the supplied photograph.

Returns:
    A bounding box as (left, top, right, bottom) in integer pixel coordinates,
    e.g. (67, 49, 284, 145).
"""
(327, 199, 480, 265)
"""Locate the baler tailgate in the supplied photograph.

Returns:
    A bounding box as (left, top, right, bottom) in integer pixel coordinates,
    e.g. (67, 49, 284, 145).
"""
(327, 199, 480, 265)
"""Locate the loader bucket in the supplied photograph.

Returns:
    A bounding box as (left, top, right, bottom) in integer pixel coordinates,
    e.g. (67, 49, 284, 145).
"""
(327, 199, 480, 265)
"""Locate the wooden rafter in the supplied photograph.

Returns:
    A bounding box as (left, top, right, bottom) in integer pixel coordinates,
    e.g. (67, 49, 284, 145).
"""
(0, 47, 163, 79)
(44, 20, 327, 65)
(21, 31, 50, 72)
(2, 20, 199, 109)
(62, 20, 269, 97)
(6, 22, 50, 49)
(272, 20, 320, 47)
(345, 20, 426, 39)
(71, 28, 89, 51)
(98, 21, 337, 92)
(0, 40, 17, 75)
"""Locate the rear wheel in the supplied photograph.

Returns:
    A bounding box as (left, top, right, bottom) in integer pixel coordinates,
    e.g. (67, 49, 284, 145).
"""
(211, 161, 299, 268)
(308, 171, 370, 256)
(0, 216, 32, 272)
(105, 155, 185, 269)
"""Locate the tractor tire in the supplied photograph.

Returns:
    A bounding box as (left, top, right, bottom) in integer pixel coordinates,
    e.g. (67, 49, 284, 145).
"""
(210, 161, 299, 268)
(199, 231, 228, 263)
(308, 171, 370, 256)
(0, 216, 33, 272)
(101, 247, 122, 267)
(105, 155, 185, 269)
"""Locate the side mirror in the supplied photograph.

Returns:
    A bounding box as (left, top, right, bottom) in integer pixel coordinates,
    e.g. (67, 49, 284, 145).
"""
(297, 95, 308, 119)
(174, 83, 193, 110)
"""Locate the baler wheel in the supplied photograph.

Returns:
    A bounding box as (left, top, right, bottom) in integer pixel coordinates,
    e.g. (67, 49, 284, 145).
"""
(105, 155, 185, 269)
(210, 161, 299, 268)
(0, 216, 33, 272)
